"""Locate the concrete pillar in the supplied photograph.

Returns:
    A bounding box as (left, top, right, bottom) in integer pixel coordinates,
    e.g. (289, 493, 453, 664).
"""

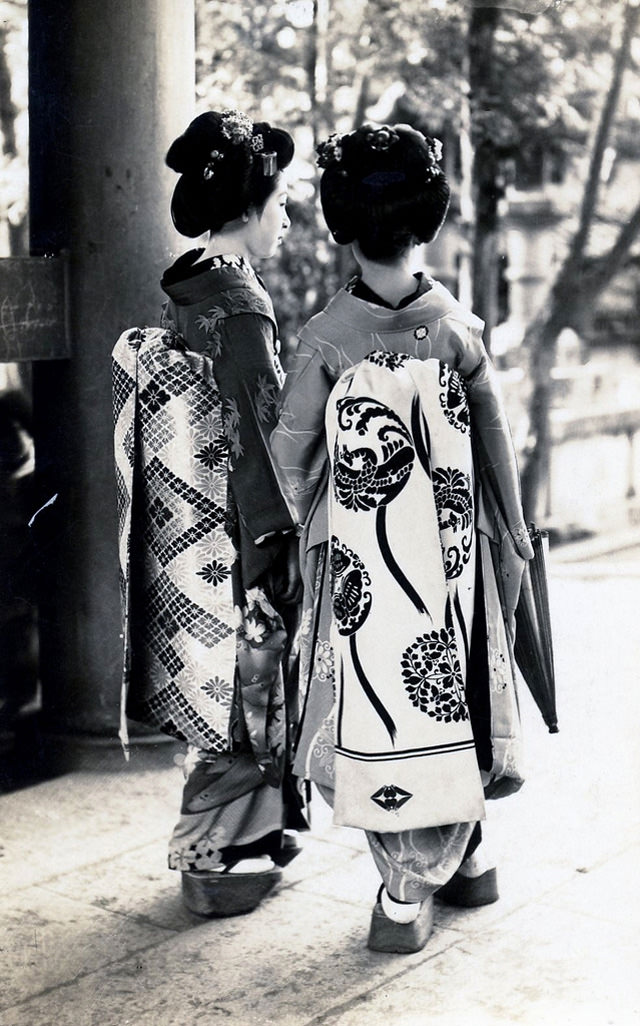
(29, 0, 195, 736)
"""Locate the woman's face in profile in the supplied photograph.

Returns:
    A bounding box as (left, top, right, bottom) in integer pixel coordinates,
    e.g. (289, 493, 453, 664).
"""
(245, 174, 291, 260)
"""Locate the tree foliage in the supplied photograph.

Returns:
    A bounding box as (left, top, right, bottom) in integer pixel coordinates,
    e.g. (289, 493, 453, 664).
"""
(196, 0, 640, 324)
(195, 0, 640, 516)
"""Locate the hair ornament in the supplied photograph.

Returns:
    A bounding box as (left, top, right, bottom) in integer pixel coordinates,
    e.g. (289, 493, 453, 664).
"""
(316, 133, 343, 168)
(424, 136, 444, 181)
(261, 152, 278, 176)
(250, 133, 277, 174)
(220, 109, 253, 144)
(203, 149, 223, 181)
(364, 126, 399, 152)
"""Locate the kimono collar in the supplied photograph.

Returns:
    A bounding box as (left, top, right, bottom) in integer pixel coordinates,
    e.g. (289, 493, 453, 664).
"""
(318, 276, 472, 333)
(161, 250, 276, 324)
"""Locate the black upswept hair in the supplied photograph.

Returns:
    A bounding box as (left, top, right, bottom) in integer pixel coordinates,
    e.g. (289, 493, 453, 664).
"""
(319, 123, 450, 261)
(167, 110, 294, 238)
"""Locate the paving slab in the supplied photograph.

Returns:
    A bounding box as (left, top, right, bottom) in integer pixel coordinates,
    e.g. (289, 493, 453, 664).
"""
(0, 887, 463, 1026)
(0, 767, 180, 896)
(0, 885, 176, 1011)
(37, 841, 196, 934)
(319, 902, 639, 1026)
(537, 842, 640, 934)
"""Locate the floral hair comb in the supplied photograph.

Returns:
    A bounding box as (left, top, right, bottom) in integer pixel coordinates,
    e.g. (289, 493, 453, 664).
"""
(220, 109, 253, 144)
(202, 111, 279, 180)
(424, 136, 444, 181)
(364, 126, 399, 151)
(316, 133, 343, 168)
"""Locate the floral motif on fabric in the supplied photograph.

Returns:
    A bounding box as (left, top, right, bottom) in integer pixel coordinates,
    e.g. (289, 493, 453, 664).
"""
(364, 351, 411, 371)
(433, 466, 474, 579)
(194, 436, 228, 470)
(254, 373, 280, 423)
(196, 306, 226, 357)
(439, 363, 470, 434)
(236, 586, 282, 647)
(168, 826, 227, 871)
(148, 495, 173, 529)
(330, 537, 372, 636)
(401, 626, 468, 722)
(310, 708, 336, 782)
(210, 253, 251, 272)
(193, 532, 236, 566)
(140, 380, 170, 415)
(201, 675, 233, 703)
(332, 397, 415, 512)
(197, 560, 231, 586)
(222, 397, 244, 462)
(313, 638, 335, 684)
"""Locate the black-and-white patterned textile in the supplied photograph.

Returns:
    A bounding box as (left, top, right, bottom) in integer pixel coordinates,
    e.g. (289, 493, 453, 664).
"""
(325, 357, 486, 832)
(113, 326, 237, 754)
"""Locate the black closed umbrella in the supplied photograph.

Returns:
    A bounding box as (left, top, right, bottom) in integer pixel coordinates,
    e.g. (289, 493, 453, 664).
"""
(514, 526, 559, 733)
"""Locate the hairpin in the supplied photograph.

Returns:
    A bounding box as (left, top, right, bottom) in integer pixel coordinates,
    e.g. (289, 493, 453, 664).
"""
(261, 152, 277, 175)
(203, 149, 223, 181)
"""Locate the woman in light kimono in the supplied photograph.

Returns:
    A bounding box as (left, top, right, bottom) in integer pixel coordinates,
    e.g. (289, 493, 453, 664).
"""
(271, 123, 533, 952)
(113, 110, 306, 918)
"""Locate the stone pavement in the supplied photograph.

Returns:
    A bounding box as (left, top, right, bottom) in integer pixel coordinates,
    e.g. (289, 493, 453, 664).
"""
(1, 540, 639, 1026)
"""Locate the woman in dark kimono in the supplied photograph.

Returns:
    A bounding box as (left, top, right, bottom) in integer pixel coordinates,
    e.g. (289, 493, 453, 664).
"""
(113, 110, 306, 917)
(271, 124, 533, 951)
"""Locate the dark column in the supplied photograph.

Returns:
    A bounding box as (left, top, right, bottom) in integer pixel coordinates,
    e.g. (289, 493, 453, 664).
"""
(29, 0, 195, 736)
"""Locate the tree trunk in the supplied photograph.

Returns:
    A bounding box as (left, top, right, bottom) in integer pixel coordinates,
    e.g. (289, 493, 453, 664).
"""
(520, 289, 579, 520)
(468, 4, 501, 351)
(308, 0, 331, 148)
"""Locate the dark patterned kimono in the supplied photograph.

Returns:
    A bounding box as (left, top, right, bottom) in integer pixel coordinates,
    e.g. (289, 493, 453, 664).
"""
(271, 273, 532, 899)
(113, 252, 305, 872)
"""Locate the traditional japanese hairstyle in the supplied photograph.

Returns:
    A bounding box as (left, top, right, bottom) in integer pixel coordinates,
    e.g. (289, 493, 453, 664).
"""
(316, 123, 449, 260)
(167, 109, 294, 237)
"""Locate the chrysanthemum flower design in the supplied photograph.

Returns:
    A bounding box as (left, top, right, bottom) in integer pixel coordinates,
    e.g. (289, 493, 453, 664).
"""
(197, 560, 231, 586)
(401, 626, 468, 722)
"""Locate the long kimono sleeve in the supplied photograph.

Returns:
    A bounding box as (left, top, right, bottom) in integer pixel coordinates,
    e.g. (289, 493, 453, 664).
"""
(211, 311, 294, 545)
(458, 328, 534, 561)
(270, 339, 335, 527)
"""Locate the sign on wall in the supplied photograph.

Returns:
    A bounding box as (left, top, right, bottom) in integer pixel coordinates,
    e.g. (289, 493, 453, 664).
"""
(0, 255, 70, 362)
